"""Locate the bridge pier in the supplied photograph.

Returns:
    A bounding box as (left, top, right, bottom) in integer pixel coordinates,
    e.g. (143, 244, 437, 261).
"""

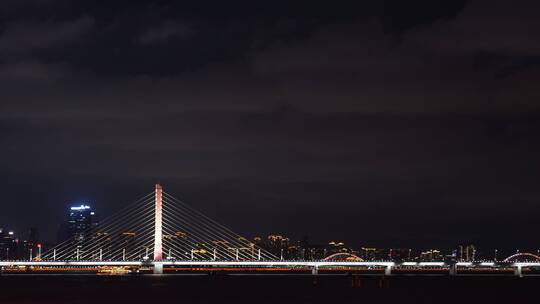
(154, 262, 163, 274)
(515, 265, 523, 277)
(384, 266, 392, 276)
(449, 264, 456, 276)
(312, 266, 318, 275)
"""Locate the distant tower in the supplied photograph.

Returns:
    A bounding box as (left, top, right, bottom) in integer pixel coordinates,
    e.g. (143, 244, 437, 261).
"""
(68, 204, 95, 243)
(154, 184, 163, 261)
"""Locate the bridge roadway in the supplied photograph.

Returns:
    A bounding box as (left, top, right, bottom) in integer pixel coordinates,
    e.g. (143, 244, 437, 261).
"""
(2, 260, 540, 276)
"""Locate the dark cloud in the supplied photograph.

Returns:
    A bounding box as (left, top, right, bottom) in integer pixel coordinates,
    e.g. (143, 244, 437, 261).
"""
(0, 17, 94, 54)
(0, 60, 70, 83)
(138, 22, 192, 45)
(0, 0, 60, 8)
(406, 0, 540, 55)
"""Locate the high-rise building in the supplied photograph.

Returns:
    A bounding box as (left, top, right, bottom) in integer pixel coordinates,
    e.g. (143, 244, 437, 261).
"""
(458, 244, 476, 262)
(389, 248, 412, 261)
(68, 204, 96, 243)
(266, 234, 290, 259)
(360, 247, 386, 261)
(23, 227, 40, 259)
(0, 228, 18, 260)
(419, 249, 443, 261)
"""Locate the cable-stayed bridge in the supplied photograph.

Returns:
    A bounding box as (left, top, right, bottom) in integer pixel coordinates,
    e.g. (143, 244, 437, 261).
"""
(1, 184, 540, 276)
(39, 184, 277, 265)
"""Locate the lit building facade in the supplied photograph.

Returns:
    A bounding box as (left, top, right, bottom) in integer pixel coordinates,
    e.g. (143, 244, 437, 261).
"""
(68, 204, 96, 243)
(458, 244, 476, 262)
(419, 249, 443, 261)
(0, 228, 18, 260)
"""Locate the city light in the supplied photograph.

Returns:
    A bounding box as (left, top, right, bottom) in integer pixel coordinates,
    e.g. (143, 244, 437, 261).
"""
(70, 205, 91, 211)
(3, 184, 540, 279)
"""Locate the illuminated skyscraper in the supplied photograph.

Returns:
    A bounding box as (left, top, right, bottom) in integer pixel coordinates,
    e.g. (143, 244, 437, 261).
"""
(420, 249, 443, 261)
(68, 204, 96, 243)
(0, 228, 17, 260)
(458, 244, 476, 262)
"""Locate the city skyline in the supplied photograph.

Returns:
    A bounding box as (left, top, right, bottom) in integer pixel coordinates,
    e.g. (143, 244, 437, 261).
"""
(2, 181, 540, 253)
(2, 185, 539, 262)
(2, 183, 540, 302)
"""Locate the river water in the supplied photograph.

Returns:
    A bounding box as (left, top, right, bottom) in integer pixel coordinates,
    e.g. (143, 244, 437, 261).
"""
(0, 274, 537, 303)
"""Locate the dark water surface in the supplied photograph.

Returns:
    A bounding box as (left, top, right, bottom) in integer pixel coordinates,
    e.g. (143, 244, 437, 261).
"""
(0, 274, 538, 304)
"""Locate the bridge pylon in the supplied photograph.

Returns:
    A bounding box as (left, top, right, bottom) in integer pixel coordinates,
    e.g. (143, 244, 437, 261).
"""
(154, 184, 163, 274)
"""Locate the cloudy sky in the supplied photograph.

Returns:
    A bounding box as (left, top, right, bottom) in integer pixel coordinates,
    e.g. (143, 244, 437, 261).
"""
(1, 0, 540, 253)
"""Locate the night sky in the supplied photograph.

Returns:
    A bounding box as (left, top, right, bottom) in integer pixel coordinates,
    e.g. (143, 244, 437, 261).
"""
(1, 0, 540, 254)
